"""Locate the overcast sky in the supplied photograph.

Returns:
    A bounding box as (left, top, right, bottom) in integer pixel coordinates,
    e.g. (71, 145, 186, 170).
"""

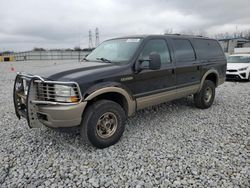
(1, 0, 250, 51)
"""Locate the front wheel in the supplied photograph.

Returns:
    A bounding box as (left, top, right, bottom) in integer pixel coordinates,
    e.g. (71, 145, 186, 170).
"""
(80, 100, 126, 149)
(194, 80, 215, 109)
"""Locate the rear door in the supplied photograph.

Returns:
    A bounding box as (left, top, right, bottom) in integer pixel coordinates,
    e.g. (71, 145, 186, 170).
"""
(193, 39, 227, 79)
(170, 38, 201, 89)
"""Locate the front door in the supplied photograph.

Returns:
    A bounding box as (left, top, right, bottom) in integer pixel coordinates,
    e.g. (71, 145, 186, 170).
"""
(128, 38, 176, 102)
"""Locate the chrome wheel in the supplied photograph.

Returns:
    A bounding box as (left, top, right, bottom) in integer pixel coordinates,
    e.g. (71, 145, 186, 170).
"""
(204, 87, 212, 103)
(96, 112, 118, 139)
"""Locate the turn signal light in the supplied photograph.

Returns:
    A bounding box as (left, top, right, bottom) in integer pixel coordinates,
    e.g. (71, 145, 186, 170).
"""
(70, 96, 79, 102)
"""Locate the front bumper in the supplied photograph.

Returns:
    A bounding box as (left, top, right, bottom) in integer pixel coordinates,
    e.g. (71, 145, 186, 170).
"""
(13, 73, 86, 128)
(226, 71, 248, 80)
(36, 102, 87, 128)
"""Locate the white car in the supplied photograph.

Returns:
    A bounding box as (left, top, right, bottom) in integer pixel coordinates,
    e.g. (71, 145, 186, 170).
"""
(226, 54, 250, 81)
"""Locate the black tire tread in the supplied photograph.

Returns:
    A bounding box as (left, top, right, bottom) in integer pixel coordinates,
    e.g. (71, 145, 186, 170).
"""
(80, 99, 126, 148)
(194, 80, 215, 109)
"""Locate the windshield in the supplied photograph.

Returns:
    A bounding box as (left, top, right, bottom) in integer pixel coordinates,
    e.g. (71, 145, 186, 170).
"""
(228, 56, 250, 63)
(85, 38, 142, 64)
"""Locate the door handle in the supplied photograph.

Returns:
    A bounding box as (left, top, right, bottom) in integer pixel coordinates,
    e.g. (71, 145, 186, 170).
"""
(193, 62, 201, 65)
(166, 69, 175, 74)
(192, 63, 201, 70)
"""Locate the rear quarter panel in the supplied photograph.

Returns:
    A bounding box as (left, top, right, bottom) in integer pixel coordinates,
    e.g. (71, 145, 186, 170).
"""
(192, 38, 227, 84)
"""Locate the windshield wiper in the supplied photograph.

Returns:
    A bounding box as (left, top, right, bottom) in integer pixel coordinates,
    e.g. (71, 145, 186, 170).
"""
(81, 57, 89, 62)
(96, 57, 112, 63)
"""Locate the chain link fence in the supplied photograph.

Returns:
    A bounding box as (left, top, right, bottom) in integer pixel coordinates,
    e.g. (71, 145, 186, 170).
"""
(14, 50, 90, 61)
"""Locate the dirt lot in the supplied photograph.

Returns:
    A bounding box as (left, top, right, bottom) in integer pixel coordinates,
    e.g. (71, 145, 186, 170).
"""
(0, 60, 249, 187)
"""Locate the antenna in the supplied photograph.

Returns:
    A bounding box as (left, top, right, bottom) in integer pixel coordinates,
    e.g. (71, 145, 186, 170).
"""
(95, 27, 100, 47)
(88, 30, 93, 48)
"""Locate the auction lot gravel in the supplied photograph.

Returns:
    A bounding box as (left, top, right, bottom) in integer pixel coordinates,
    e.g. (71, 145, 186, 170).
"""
(0, 60, 249, 188)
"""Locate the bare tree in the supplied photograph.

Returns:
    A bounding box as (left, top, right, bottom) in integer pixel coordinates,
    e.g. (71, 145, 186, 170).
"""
(178, 29, 207, 37)
(242, 30, 250, 39)
(212, 29, 250, 40)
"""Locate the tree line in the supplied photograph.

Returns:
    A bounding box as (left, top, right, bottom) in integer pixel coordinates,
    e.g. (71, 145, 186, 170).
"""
(164, 28, 250, 40)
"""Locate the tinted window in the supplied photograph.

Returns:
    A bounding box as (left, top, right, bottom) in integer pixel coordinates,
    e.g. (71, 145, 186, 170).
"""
(140, 39, 171, 65)
(194, 39, 224, 59)
(173, 39, 195, 62)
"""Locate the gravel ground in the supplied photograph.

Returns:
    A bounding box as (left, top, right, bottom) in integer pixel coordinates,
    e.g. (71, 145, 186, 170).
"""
(0, 60, 249, 188)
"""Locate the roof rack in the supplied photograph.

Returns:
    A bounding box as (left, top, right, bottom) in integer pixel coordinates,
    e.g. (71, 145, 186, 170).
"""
(164, 33, 181, 36)
(164, 33, 205, 37)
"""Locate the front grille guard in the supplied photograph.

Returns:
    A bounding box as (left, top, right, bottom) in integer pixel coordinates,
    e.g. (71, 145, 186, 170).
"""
(13, 72, 83, 128)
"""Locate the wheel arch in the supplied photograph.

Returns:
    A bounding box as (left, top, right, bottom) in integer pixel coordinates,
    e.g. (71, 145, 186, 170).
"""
(199, 69, 219, 91)
(84, 87, 136, 116)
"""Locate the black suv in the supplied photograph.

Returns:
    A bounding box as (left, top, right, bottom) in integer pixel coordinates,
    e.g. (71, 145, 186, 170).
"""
(14, 34, 227, 148)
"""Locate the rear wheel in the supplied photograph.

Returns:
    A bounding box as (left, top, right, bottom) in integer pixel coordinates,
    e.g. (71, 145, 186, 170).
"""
(80, 100, 126, 148)
(194, 80, 215, 109)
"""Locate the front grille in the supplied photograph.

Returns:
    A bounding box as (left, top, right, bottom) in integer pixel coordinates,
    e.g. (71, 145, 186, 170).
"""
(227, 69, 237, 72)
(35, 82, 81, 103)
(36, 82, 56, 101)
(226, 75, 240, 79)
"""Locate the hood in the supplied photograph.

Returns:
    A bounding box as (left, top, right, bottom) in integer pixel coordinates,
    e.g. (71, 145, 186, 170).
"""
(33, 61, 122, 81)
(227, 63, 250, 70)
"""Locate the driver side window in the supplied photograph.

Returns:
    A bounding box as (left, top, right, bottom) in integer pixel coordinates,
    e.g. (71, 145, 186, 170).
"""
(139, 39, 171, 67)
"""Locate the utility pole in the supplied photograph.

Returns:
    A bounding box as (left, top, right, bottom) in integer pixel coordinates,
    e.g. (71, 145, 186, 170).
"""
(78, 32, 81, 62)
(88, 30, 93, 49)
(95, 27, 100, 47)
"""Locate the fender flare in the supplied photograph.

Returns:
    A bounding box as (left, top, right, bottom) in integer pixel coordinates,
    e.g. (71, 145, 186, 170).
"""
(199, 69, 219, 91)
(84, 86, 136, 116)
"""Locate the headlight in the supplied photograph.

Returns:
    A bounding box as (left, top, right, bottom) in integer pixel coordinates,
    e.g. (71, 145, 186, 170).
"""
(238, 67, 248, 71)
(54, 84, 79, 103)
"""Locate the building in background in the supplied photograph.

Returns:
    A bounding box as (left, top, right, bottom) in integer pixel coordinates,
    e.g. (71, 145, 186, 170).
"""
(218, 38, 250, 54)
(0, 52, 15, 62)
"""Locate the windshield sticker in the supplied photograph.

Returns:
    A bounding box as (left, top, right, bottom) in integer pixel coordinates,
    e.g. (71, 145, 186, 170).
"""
(126, 39, 140, 42)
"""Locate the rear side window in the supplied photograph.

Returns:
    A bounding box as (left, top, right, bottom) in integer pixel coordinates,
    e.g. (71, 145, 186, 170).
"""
(173, 39, 195, 62)
(194, 39, 224, 59)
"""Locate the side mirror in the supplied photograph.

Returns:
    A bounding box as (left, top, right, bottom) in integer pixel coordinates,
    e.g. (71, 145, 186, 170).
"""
(135, 52, 161, 73)
(149, 52, 161, 70)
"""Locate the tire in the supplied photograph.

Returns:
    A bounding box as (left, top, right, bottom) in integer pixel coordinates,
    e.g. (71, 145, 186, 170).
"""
(80, 100, 126, 149)
(194, 80, 215, 109)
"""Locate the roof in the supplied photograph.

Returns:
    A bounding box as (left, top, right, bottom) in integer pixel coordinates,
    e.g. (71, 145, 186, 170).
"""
(111, 34, 211, 40)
